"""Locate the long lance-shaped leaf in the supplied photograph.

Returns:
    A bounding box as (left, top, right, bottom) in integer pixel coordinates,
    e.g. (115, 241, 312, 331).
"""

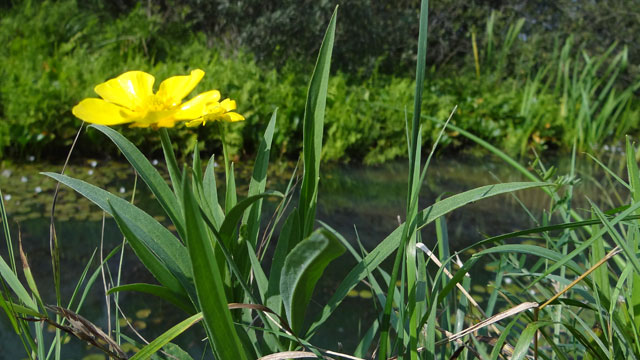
(43, 173, 194, 299)
(90, 125, 186, 239)
(219, 191, 284, 247)
(298, 7, 337, 239)
(515, 199, 640, 291)
(590, 201, 640, 274)
(625, 136, 640, 331)
(181, 176, 248, 359)
(243, 109, 277, 247)
(130, 312, 203, 360)
(107, 200, 194, 302)
(0, 255, 37, 310)
(266, 210, 299, 312)
(307, 181, 549, 336)
(281, 229, 345, 334)
(511, 321, 554, 360)
(473, 244, 585, 276)
(203, 154, 225, 228)
(108, 283, 193, 313)
(160, 128, 183, 200)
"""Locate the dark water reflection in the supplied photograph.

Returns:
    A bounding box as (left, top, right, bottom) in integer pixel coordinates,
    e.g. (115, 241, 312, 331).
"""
(0, 152, 626, 358)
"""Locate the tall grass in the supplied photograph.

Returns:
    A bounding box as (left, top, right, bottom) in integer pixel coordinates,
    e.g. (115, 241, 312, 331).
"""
(1, 2, 640, 360)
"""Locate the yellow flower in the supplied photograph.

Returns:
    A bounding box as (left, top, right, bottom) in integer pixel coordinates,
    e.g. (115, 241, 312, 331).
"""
(72, 69, 244, 128)
(183, 96, 245, 127)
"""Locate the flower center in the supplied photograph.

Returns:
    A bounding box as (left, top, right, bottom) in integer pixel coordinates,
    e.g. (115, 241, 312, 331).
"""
(142, 94, 174, 113)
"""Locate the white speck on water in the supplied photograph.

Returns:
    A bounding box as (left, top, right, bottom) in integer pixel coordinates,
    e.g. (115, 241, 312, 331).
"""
(119, 187, 126, 193)
(27, 155, 35, 162)
(213, 161, 219, 168)
(90, 160, 98, 168)
(34, 187, 42, 194)
(21, 176, 28, 183)
(1, 169, 11, 178)
(88, 169, 94, 175)
(504, 277, 512, 284)
(529, 289, 536, 296)
(152, 159, 159, 166)
(3, 194, 11, 201)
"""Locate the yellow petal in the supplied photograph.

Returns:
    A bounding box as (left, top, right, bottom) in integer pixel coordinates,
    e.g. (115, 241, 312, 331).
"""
(174, 90, 221, 120)
(72, 98, 134, 125)
(185, 119, 204, 127)
(94, 71, 154, 110)
(157, 69, 205, 107)
(154, 117, 177, 128)
(220, 98, 237, 112)
(224, 112, 245, 122)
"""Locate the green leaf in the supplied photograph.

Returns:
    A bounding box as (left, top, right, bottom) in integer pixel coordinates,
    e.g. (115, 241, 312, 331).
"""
(474, 244, 585, 275)
(511, 321, 554, 360)
(181, 177, 248, 359)
(243, 109, 277, 247)
(107, 283, 193, 313)
(436, 256, 479, 303)
(107, 200, 196, 304)
(44, 173, 194, 300)
(590, 202, 640, 274)
(160, 128, 183, 199)
(203, 155, 225, 229)
(298, 7, 337, 239)
(225, 162, 237, 214)
(161, 343, 195, 360)
(90, 125, 186, 239)
(130, 313, 203, 360)
(219, 191, 284, 247)
(307, 181, 549, 335)
(0, 301, 44, 317)
(0, 251, 37, 310)
(281, 228, 345, 334)
(266, 210, 299, 312)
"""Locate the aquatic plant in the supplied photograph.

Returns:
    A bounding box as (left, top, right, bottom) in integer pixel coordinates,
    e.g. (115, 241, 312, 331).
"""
(1, 2, 640, 360)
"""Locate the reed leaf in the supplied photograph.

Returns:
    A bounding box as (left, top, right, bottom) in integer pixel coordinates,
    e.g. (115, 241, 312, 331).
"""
(308, 181, 549, 335)
(298, 6, 337, 239)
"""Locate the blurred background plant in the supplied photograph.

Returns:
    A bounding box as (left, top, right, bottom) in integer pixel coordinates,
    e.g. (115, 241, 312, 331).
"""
(0, 0, 638, 164)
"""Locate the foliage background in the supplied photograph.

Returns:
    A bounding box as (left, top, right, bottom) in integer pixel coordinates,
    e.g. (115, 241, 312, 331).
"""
(0, 0, 638, 163)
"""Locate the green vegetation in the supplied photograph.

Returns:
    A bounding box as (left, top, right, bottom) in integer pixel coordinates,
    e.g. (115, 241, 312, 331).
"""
(2, 2, 640, 359)
(1, 0, 639, 163)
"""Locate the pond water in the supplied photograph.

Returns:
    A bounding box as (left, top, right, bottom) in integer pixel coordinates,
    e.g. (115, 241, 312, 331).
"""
(0, 151, 625, 358)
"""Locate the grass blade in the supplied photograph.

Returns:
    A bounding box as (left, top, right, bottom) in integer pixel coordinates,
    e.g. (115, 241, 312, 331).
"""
(298, 6, 337, 239)
(203, 154, 225, 228)
(181, 176, 248, 359)
(243, 109, 277, 247)
(107, 283, 193, 313)
(130, 313, 203, 360)
(307, 181, 549, 335)
(159, 128, 183, 199)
